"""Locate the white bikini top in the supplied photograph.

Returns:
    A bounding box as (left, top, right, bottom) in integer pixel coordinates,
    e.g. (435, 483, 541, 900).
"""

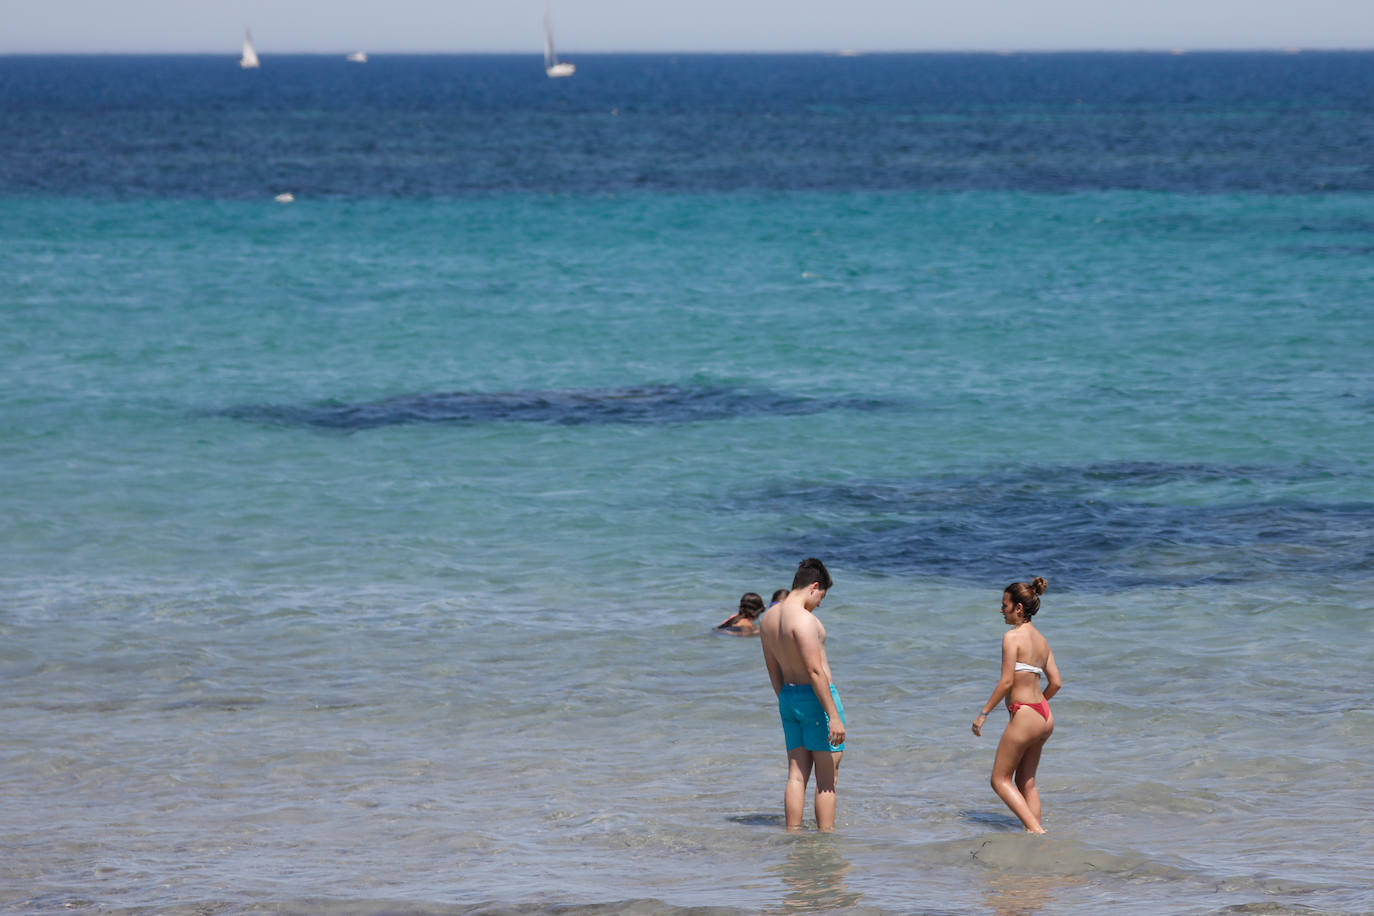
(1014, 662, 1044, 678)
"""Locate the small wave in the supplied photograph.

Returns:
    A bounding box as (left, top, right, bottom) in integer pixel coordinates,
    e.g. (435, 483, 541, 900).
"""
(221, 384, 894, 430)
(160, 694, 269, 712)
(960, 834, 1195, 881)
(960, 809, 1023, 830)
(727, 812, 787, 827)
(76, 898, 754, 916)
(1279, 244, 1374, 257)
(1202, 902, 1347, 915)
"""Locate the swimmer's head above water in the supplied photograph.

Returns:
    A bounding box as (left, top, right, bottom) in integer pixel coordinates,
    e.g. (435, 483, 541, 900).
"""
(735, 592, 765, 620)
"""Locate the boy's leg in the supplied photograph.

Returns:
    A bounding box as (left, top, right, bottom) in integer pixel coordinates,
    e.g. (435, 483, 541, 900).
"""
(811, 750, 842, 831)
(785, 747, 814, 830)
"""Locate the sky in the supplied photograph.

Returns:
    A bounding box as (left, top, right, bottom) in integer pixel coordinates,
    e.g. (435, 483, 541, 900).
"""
(3, 0, 1373, 54)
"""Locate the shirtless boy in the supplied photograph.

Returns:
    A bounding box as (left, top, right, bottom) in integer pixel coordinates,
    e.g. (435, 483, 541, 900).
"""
(759, 557, 845, 831)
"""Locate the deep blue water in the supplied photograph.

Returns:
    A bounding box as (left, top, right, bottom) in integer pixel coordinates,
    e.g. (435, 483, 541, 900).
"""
(3, 52, 1374, 196)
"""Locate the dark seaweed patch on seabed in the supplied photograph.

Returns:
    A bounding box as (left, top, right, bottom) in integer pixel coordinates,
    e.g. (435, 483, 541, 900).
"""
(761, 462, 1374, 590)
(222, 384, 895, 430)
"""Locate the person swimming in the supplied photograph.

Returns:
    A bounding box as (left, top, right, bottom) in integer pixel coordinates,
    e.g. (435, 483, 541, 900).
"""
(717, 592, 766, 636)
(971, 577, 1062, 834)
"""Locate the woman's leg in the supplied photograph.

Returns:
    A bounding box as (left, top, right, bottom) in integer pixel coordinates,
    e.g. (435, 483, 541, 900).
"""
(1014, 738, 1047, 825)
(785, 748, 814, 830)
(1015, 711, 1053, 825)
(990, 710, 1050, 833)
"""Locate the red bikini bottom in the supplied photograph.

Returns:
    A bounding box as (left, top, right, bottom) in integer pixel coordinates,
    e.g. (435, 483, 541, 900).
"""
(1010, 700, 1050, 721)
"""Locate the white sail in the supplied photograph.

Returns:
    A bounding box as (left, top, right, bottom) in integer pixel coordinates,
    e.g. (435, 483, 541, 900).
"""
(543, 7, 574, 78)
(346, 51, 368, 63)
(240, 30, 260, 69)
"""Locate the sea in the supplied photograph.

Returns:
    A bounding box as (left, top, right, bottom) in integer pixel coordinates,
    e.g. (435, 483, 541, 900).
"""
(1, 52, 1372, 916)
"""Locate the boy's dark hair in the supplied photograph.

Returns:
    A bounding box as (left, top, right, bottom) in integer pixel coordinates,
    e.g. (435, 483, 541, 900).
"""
(790, 557, 833, 591)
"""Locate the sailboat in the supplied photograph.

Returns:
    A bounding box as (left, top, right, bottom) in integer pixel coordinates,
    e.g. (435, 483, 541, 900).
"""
(239, 30, 260, 69)
(543, 7, 575, 78)
(346, 51, 368, 63)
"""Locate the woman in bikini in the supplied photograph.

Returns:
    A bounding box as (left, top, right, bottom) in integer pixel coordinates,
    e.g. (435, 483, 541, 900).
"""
(971, 577, 1062, 834)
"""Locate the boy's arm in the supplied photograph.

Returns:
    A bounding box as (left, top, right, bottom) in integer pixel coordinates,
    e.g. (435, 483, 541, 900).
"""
(794, 620, 844, 746)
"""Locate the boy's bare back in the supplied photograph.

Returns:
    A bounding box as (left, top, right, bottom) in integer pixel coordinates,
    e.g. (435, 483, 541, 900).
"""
(761, 592, 832, 691)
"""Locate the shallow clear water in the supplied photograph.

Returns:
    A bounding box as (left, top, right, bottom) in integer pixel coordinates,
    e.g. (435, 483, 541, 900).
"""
(2, 54, 1373, 916)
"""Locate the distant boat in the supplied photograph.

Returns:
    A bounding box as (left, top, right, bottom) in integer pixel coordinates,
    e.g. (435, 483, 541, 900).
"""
(543, 6, 575, 78)
(346, 51, 368, 63)
(240, 30, 260, 69)
(274, 192, 295, 203)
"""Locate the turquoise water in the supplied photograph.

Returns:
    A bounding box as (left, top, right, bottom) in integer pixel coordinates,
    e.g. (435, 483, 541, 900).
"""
(4, 188, 1374, 914)
(5, 192, 1371, 588)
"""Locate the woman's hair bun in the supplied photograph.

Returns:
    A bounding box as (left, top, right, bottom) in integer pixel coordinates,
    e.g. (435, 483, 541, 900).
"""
(1004, 577, 1046, 618)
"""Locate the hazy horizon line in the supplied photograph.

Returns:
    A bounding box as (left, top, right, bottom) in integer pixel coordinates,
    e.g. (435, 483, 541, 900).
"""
(5, 46, 1373, 56)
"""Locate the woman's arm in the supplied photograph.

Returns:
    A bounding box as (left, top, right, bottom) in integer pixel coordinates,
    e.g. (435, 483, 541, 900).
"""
(1043, 649, 1062, 700)
(972, 631, 1017, 736)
